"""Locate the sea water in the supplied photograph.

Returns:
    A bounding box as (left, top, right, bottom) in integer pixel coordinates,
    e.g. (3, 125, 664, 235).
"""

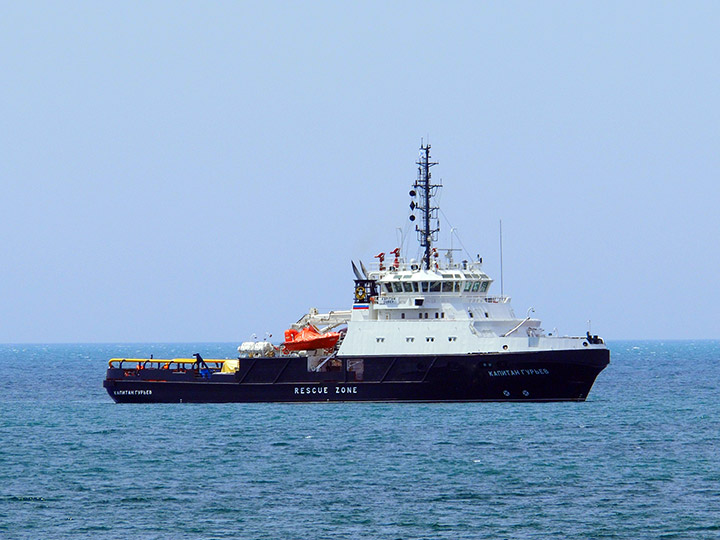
(0, 341, 718, 539)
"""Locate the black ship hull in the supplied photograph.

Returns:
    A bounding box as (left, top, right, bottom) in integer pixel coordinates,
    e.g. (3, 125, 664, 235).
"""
(104, 348, 609, 403)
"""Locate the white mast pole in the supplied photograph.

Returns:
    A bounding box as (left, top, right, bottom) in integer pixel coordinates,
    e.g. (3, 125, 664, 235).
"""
(500, 219, 504, 298)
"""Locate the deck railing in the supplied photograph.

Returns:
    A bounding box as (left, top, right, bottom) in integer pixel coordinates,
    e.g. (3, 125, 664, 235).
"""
(108, 358, 229, 370)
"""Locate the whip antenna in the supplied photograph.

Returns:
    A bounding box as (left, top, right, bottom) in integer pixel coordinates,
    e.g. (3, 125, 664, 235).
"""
(500, 219, 504, 298)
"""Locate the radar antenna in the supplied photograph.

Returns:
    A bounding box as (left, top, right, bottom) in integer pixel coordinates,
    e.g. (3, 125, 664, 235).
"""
(410, 141, 440, 270)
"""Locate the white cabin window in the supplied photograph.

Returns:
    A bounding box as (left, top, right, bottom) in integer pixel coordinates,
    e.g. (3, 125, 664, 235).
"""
(403, 282, 413, 292)
(472, 281, 481, 292)
(421, 282, 429, 292)
(464, 281, 472, 292)
(401, 313, 405, 319)
(448, 336, 457, 342)
(442, 281, 453, 292)
(426, 337, 435, 342)
(384, 283, 392, 293)
(406, 337, 414, 342)
(480, 281, 489, 293)
(376, 337, 385, 343)
(430, 282, 441, 292)
(412, 282, 419, 292)
(392, 282, 403, 293)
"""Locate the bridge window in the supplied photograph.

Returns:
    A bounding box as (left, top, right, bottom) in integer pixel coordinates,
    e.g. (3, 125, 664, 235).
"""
(384, 283, 392, 293)
(480, 281, 489, 292)
(421, 282, 429, 292)
(430, 282, 441, 292)
(412, 282, 419, 292)
(464, 281, 472, 292)
(403, 282, 413, 292)
(472, 281, 481, 292)
(392, 282, 403, 293)
(442, 281, 453, 292)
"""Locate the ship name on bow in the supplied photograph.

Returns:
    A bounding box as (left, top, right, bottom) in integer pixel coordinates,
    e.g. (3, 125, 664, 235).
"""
(488, 368, 550, 377)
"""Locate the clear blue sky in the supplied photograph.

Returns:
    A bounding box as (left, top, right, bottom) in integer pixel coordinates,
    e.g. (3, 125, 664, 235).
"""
(2, 1, 718, 342)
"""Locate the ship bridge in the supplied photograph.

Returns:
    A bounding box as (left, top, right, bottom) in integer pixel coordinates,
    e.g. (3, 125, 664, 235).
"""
(351, 258, 516, 325)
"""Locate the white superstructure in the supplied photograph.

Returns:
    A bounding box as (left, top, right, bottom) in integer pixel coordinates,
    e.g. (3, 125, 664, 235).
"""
(338, 257, 601, 357)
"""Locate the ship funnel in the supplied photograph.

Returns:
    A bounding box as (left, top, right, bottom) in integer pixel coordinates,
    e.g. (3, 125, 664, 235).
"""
(351, 261, 363, 280)
(359, 260, 369, 279)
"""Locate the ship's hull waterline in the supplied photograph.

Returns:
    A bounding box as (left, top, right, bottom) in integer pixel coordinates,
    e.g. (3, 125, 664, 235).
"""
(104, 348, 609, 403)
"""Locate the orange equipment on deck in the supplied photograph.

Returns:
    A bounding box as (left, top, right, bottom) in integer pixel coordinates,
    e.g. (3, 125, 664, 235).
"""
(283, 325, 340, 351)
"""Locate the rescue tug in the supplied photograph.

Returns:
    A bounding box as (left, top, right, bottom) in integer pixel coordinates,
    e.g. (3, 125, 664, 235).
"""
(104, 143, 609, 403)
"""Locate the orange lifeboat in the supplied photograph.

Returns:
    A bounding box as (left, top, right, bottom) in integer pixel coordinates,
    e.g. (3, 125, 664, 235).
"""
(282, 325, 340, 352)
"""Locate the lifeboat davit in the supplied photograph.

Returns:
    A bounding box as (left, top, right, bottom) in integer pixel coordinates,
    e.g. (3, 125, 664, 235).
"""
(283, 325, 340, 351)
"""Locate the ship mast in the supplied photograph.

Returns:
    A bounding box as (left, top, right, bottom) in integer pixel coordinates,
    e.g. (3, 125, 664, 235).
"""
(412, 142, 440, 270)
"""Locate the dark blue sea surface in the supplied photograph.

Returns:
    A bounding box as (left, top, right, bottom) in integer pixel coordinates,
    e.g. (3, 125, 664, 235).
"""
(0, 341, 718, 539)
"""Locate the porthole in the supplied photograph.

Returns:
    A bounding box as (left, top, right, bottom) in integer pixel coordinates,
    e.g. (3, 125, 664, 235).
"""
(502, 345, 509, 351)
